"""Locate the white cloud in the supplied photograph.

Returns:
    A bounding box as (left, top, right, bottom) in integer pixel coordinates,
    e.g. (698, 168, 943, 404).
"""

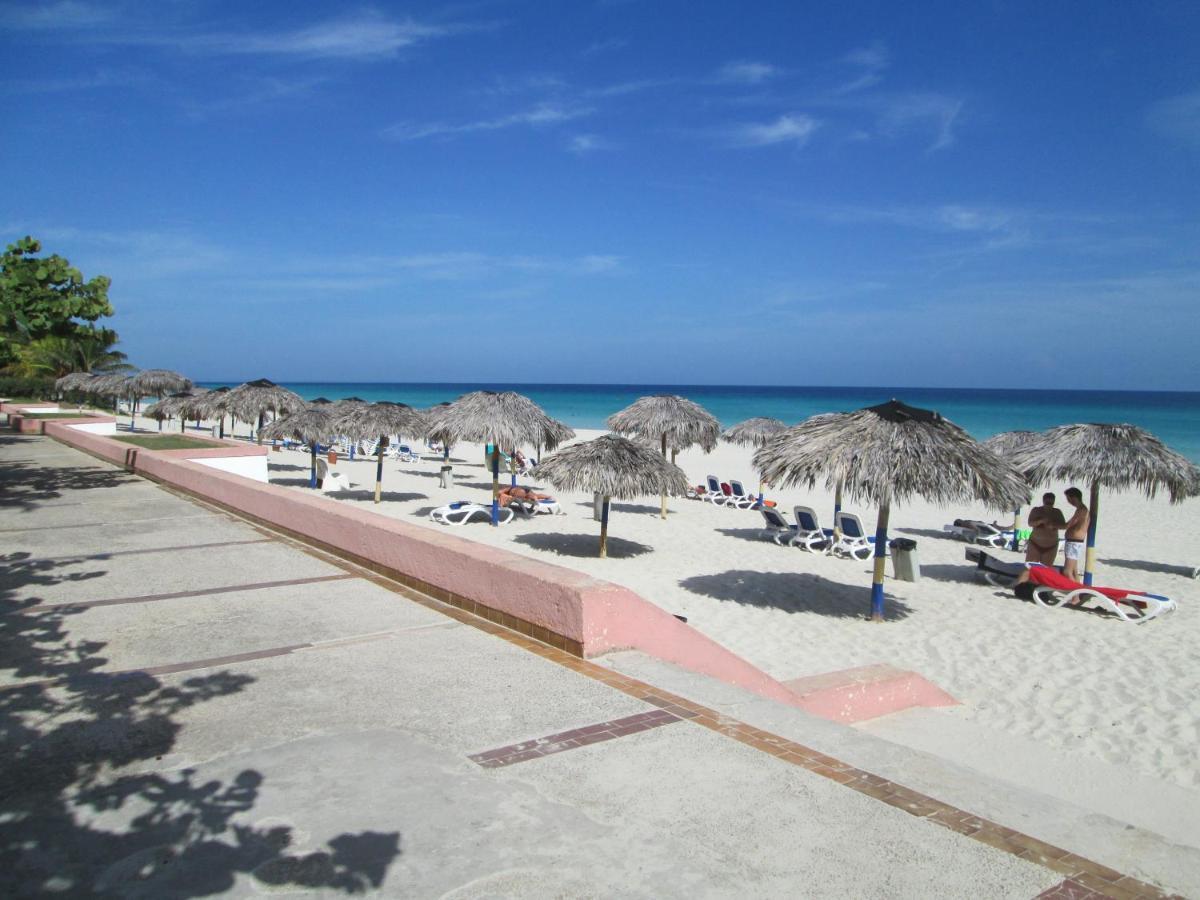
(1146, 88, 1200, 147)
(382, 103, 592, 142)
(729, 114, 819, 148)
(715, 61, 780, 85)
(838, 41, 889, 93)
(9, 9, 459, 62)
(878, 93, 963, 151)
(5, 67, 149, 94)
(190, 12, 447, 59)
(582, 37, 628, 57)
(3, 0, 113, 29)
(568, 134, 615, 153)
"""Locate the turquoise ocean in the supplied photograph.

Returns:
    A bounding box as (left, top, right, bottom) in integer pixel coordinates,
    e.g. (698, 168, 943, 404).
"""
(200, 383, 1200, 463)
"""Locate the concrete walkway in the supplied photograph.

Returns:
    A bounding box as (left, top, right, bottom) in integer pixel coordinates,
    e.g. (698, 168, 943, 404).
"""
(0, 433, 1161, 897)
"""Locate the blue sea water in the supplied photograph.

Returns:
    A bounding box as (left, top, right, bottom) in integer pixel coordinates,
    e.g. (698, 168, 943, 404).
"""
(199, 382, 1200, 463)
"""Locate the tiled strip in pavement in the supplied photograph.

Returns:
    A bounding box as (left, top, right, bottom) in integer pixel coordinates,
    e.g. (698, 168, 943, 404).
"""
(468, 709, 688, 768)
(116, 481, 1180, 900)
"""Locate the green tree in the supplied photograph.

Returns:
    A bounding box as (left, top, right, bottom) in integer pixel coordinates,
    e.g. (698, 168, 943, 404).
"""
(0, 236, 114, 371)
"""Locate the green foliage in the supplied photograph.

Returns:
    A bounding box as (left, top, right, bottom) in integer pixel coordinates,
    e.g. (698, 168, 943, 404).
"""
(0, 374, 56, 400)
(0, 236, 115, 371)
(10, 332, 132, 378)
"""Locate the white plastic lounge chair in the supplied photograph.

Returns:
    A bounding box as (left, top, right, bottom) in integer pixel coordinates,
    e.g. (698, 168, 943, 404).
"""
(315, 458, 351, 493)
(726, 480, 758, 509)
(703, 475, 729, 506)
(759, 507, 799, 545)
(430, 501, 514, 525)
(792, 506, 834, 553)
(831, 511, 877, 561)
(944, 519, 1011, 549)
(1021, 564, 1176, 624)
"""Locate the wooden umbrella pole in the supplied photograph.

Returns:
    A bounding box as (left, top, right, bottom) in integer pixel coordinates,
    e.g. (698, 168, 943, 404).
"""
(374, 435, 385, 503)
(491, 445, 501, 526)
(1084, 481, 1100, 586)
(309, 443, 318, 488)
(834, 480, 844, 539)
(660, 434, 668, 519)
(870, 502, 890, 622)
(1010, 506, 1022, 551)
(599, 496, 611, 558)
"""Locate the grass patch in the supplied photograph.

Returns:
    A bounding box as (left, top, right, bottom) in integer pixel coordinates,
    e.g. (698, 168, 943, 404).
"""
(114, 435, 218, 450)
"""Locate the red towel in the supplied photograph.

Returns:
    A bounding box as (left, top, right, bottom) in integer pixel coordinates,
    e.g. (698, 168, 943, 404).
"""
(1026, 565, 1133, 601)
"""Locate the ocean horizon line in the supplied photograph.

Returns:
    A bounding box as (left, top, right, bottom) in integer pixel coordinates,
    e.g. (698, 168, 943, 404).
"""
(196, 380, 1200, 397)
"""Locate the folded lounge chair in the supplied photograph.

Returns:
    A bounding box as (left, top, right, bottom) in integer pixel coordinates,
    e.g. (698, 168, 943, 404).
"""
(792, 506, 834, 553)
(1021, 564, 1177, 624)
(430, 501, 514, 525)
(831, 511, 877, 561)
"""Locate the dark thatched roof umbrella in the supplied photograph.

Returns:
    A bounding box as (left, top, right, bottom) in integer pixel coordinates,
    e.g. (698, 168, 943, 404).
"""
(331, 401, 425, 503)
(55, 371, 93, 393)
(755, 400, 1029, 621)
(1008, 423, 1198, 586)
(428, 391, 568, 525)
(423, 402, 455, 463)
(608, 395, 720, 519)
(261, 407, 338, 488)
(723, 417, 788, 505)
(534, 434, 690, 557)
(983, 430, 1041, 550)
(225, 378, 305, 444)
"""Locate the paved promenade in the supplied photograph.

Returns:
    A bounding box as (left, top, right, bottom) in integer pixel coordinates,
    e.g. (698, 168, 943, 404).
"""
(0, 433, 1169, 898)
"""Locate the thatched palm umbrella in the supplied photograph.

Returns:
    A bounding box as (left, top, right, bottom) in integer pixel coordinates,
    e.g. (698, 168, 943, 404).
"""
(127, 369, 193, 431)
(534, 434, 690, 557)
(196, 386, 233, 438)
(1008, 423, 1198, 586)
(225, 378, 305, 444)
(608, 395, 720, 519)
(722, 417, 787, 505)
(144, 390, 198, 432)
(331, 401, 425, 502)
(261, 407, 337, 488)
(423, 402, 455, 463)
(428, 391, 568, 525)
(755, 400, 1028, 621)
(983, 430, 1040, 550)
(86, 372, 133, 417)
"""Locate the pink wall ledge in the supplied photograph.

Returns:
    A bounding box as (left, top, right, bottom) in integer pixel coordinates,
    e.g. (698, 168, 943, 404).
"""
(45, 422, 803, 709)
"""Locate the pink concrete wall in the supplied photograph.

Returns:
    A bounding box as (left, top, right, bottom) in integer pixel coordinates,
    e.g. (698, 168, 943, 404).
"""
(9, 412, 115, 434)
(45, 423, 803, 708)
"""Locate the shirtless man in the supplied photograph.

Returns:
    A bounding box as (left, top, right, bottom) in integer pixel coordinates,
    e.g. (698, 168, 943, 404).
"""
(1062, 486, 1090, 581)
(1025, 492, 1066, 566)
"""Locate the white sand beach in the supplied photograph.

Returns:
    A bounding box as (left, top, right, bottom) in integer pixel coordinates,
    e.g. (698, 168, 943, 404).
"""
(245, 425, 1200, 793)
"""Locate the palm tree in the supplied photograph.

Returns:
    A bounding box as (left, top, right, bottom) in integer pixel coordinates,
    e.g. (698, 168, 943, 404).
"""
(10, 332, 132, 378)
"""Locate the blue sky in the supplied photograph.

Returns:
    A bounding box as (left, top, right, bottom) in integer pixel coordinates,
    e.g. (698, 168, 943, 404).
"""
(2, 1, 1198, 389)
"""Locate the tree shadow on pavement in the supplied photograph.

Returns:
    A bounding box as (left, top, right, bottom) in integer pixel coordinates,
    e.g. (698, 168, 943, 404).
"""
(0, 551, 401, 896)
(679, 570, 913, 620)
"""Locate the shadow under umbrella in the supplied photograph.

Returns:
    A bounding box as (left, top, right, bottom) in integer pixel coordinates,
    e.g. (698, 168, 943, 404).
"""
(680, 570, 914, 620)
